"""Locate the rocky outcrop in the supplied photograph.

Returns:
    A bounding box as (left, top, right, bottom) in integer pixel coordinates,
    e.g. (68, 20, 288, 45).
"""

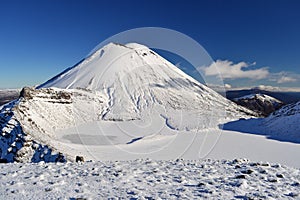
(0, 99, 67, 163)
(20, 87, 72, 103)
(20, 87, 34, 100)
(233, 94, 284, 117)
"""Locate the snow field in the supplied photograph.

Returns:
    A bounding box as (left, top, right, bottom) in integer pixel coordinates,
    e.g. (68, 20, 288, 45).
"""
(0, 159, 299, 199)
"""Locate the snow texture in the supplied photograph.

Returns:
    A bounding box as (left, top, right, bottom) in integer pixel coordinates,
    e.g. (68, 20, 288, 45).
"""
(0, 159, 299, 199)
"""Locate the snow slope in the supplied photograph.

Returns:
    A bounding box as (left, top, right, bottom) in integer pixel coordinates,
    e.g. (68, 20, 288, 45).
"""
(1, 159, 299, 199)
(264, 101, 300, 141)
(39, 42, 254, 127)
(223, 101, 300, 144)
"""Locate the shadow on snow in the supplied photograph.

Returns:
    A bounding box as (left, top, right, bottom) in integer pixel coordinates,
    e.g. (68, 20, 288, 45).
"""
(222, 118, 300, 144)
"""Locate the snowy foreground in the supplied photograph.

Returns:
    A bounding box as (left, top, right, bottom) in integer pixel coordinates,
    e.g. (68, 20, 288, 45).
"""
(1, 159, 299, 199)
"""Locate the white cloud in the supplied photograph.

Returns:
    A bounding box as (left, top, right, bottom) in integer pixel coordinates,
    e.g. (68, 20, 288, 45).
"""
(226, 85, 300, 92)
(252, 85, 281, 91)
(277, 76, 297, 84)
(252, 85, 300, 92)
(269, 71, 299, 84)
(206, 83, 232, 92)
(199, 60, 269, 80)
(224, 84, 232, 89)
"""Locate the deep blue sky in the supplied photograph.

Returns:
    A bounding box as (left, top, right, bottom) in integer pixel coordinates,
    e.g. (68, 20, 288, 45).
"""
(0, 0, 299, 89)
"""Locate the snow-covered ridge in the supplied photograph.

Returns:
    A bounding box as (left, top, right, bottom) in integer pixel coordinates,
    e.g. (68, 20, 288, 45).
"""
(0, 99, 66, 163)
(234, 93, 282, 104)
(1, 159, 299, 199)
(268, 101, 300, 118)
(233, 93, 284, 116)
(263, 101, 300, 141)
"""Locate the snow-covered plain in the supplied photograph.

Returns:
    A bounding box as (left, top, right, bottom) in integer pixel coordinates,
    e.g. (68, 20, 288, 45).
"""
(1, 159, 299, 199)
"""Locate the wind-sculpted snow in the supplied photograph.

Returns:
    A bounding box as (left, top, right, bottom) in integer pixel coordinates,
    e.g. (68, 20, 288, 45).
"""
(0, 159, 299, 199)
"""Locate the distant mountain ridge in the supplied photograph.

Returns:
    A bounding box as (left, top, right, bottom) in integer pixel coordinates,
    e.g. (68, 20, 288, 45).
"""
(226, 89, 300, 104)
(233, 93, 284, 117)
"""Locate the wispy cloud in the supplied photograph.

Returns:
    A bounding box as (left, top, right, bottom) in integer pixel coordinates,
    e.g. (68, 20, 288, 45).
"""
(251, 85, 300, 92)
(199, 60, 299, 85)
(207, 83, 232, 92)
(277, 76, 297, 84)
(199, 60, 269, 80)
(268, 71, 299, 84)
(252, 85, 281, 91)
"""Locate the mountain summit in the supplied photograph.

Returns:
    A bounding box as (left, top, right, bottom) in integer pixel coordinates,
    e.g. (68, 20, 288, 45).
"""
(39, 42, 253, 124)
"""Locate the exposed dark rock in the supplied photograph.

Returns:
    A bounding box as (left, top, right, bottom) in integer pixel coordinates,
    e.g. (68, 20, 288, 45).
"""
(276, 174, 284, 178)
(55, 153, 65, 162)
(76, 156, 84, 162)
(268, 178, 278, 183)
(241, 169, 254, 174)
(0, 158, 8, 163)
(19, 87, 34, 100)
(235, 174, 246, 179)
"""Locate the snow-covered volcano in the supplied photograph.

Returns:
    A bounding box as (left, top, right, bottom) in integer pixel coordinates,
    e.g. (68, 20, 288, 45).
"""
(39, 42, 253, 125)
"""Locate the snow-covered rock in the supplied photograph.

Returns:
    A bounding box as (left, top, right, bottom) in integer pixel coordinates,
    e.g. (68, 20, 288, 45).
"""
(233, 93, 284, 116)
(0, 100, 66, 163)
